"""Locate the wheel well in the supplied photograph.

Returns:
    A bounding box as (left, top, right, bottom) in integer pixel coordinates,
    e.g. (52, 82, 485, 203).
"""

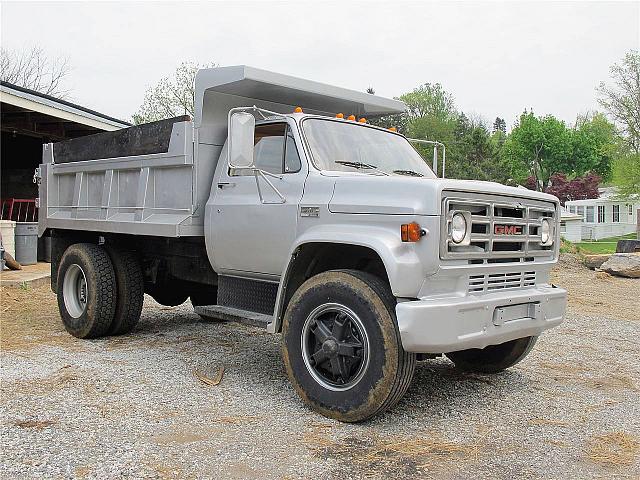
(280, 243, 390, 328)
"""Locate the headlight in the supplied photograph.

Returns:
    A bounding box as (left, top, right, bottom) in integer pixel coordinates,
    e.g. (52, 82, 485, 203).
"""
(451, 212, 468, 244)
(540, 218, 552, 245)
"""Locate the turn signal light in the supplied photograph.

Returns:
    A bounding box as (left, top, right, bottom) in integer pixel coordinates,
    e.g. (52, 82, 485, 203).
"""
(294, 106, 303, 113)
(401, 222, 424, 242)
(336, 113, 344, 119)
(347, 114, 356, 121)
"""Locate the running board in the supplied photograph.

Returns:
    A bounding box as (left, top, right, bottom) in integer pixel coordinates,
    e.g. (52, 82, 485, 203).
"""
(194, 305, 272, 328)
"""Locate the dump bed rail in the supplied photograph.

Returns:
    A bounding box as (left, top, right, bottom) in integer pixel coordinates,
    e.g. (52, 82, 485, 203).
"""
(38, 117, 212, 238)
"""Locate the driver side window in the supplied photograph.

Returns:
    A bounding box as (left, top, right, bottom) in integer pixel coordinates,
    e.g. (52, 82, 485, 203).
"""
(232, 123, 301, 176)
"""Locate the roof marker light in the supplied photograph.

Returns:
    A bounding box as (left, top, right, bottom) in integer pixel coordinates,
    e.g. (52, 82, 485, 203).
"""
(336, 113, 344, 119)
(358, 118, 367, 123)
(294, 106, 303, 113)
(347, 114, 356, 121)
(389, 127, 397, 132)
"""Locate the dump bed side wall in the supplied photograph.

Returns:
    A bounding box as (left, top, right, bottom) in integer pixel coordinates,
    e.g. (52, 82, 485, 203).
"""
(39, 119, 215, 238)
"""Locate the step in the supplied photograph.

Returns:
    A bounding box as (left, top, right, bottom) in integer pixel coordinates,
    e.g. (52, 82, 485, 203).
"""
(194, 304, 272, 328)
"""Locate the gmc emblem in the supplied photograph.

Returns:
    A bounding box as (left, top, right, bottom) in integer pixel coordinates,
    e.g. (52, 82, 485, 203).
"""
(494, 224, 523, 235)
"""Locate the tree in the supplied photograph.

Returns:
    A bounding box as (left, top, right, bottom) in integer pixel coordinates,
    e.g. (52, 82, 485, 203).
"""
(133, 61, 216, 124)
(502, 112, 573, 190)
(571, 112, 617, 181)
(0, 46, 70, 97)
(612, 153, 640, 199)
(492, 117, 507, 134)
(597, 50, 640, 153)
(543, 173, 601, 205)
(400, 83, 457, 121)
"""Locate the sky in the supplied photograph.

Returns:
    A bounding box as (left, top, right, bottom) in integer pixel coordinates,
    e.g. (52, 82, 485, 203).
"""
(1, 1, 638, 129)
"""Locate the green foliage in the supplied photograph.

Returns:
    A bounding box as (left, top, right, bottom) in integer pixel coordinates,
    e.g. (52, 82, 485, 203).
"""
(502, 111, 617, 190)
(133, 61, 216, 125)
(400, 83, 457, 122)
(612, 153, 640, 199)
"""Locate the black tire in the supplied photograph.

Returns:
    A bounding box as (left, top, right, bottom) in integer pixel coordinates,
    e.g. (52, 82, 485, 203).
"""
(281, 270, 416, 423)
(446, 336, 538, 373)
(105, 247, 144, 335)
(147, 285, 189, 307)
(57, 243, 116, 339)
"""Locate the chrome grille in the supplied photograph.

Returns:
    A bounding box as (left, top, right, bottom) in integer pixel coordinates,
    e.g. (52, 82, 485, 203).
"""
(441, 191, 557, 262)
(468, 271, 536, 293)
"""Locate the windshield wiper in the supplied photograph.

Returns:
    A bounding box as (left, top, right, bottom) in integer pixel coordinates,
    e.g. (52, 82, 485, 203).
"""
(334, 160, 389, 176)
(335, 160, 378, 170)
(393, 169, 424, 177)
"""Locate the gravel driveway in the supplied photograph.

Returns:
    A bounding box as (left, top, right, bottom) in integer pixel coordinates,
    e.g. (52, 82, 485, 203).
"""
(1, 258, 639, 479)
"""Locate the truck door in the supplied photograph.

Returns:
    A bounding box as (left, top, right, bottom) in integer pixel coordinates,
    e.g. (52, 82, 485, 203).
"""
(210, 122, 305, 277)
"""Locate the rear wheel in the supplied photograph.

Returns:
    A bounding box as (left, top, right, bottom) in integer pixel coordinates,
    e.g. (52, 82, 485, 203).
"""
(106, 247, 144, 335)
(446, 336, 538, 373)
(57, 243, 116, 339)
(281, 270, 416, 422)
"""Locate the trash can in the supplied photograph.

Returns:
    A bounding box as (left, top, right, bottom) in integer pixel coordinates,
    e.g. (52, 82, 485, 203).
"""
(15, 222, 38, 266)
(0, 220, 16, 258)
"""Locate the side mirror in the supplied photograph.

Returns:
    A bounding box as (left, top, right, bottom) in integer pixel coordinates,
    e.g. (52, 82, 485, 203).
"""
(228, 112, 255, 169)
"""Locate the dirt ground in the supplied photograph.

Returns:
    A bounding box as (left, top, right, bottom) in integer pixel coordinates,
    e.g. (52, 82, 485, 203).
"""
(551, 254, 640, 321)
(1, 257, 639, 479)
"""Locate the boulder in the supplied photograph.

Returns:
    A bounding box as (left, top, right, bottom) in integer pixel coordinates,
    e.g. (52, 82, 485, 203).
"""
(583, 254, 610, 270)
(600, 253, 640, 278)
(616, 239, 640, 253)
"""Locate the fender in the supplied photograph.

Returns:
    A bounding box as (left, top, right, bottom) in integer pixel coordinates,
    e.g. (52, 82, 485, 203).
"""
(266, 223, 425, 333)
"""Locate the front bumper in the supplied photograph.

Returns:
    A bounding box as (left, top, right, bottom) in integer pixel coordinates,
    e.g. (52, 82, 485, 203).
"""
(395, 285, 567, 353)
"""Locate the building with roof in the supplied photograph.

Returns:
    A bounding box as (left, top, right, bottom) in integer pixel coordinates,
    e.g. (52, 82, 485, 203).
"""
(564, 187, 639, 241)
(1, 81, 130, 203)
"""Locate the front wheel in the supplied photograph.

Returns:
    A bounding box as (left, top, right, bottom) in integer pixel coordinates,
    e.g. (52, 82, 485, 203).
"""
(446, 336, 538, 373)
(281, 270, 416, 423)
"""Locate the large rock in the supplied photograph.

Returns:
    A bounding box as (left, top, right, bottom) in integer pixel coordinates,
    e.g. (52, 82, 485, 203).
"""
(600, 253, 640, 278)
(583, 254, 610, 270)
(616, 239, 640, 253)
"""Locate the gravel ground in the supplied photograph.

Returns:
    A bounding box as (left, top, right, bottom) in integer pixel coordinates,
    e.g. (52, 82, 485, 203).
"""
(1, 258, 639, 479)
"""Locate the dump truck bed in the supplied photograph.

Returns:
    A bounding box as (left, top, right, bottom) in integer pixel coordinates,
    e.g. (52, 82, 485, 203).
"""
(38, 116, 215, 238)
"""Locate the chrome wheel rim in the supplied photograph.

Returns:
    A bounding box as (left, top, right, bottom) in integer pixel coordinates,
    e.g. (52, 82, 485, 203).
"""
(63, 264, 88, 318)
(301, 303, 370, 391)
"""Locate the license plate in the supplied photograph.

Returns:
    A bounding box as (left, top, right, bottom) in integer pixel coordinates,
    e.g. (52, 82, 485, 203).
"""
(493, 303, 540, 326)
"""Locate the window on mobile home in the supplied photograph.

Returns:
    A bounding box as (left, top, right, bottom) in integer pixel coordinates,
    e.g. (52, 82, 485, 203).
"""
(613, 204, 620, 222)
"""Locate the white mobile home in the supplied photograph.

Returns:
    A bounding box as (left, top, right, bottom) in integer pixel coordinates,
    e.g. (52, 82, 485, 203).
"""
(565, 188, 639, 240)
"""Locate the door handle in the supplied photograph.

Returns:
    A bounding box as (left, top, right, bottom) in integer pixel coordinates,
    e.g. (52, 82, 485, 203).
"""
(217, 182, 236, 189)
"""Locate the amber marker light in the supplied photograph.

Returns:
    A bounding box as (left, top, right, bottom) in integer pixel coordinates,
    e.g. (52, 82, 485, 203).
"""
(347, 114, 356, 121)
(336, 113, 344, 119)
(358, 118, 367, 123)
(401, 222, 425, 242)
(294, 106, 303, 113)
(388, 127, 397, 132)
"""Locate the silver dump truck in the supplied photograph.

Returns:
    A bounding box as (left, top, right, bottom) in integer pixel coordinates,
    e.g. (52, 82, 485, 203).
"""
(37, 66, 567, 422)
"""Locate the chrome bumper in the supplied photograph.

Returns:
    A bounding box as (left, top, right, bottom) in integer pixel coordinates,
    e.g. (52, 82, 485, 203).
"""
(395, 285, 567, 353)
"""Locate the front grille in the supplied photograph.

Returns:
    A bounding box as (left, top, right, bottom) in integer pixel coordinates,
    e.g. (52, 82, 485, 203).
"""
(441, 191, 557, 262)
(468, 271, 536, 293)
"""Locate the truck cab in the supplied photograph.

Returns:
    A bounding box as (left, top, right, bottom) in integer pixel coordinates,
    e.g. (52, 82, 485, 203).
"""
(38, 66, 567, 422)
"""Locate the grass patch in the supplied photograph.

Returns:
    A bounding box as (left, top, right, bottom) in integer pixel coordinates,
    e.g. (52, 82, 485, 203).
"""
(575, 232, 637, 254)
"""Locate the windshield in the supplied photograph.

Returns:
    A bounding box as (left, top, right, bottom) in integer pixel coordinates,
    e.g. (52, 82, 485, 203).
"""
(302, 118, 436, 178)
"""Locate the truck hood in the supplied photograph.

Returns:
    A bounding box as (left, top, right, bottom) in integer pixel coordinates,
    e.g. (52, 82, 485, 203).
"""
(328, 176, 559, 215)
